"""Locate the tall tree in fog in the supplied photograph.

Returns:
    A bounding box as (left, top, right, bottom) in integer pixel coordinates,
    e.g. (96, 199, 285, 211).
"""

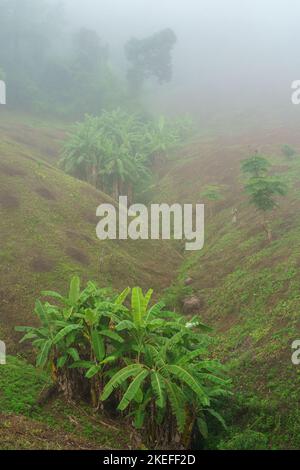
(125, 28, 177, 94)
(0, 0, 63, 107)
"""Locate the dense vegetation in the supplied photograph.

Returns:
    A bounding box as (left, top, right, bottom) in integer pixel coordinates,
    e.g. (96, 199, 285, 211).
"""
(60, 110, 194, 199)
(16, 277, 230, 448)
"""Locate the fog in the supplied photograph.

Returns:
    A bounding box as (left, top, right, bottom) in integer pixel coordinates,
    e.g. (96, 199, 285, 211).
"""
(2, 0, 300, 124)
(60, 0, 300, 122)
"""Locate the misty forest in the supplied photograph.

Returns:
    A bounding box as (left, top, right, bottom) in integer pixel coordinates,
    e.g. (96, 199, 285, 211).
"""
(1, 0, 300, 452)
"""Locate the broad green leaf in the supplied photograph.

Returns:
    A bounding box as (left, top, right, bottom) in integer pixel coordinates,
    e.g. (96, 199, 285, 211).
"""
(19, 332, 38, 344)
(57, 355, 68, 368)
(166, 365, 210, 406)
(134, 387, 143, 404)
(53, 324, 82, 345)
(69, 276, 81, 304)
(115, 320, 135, 331)
(36, 339, 52, 368)
(131, 287, 143, 326)
(100, 355, 117, 365)
(99, 329, 124, 343)
(69, 360, 94, 369)
(63, 308, 73, 321)
(115, 287, 131, 305)
(143, 289, 153, 312)
(118, 370, 149, 411)
(165, 382, 186, 433)
(35, 300, 48, 325)
(101, 364, 144, 401)
(91, 330, 105, 361)
(86, 365, 101, 379)
(84, 309, 98, 326)
(15, 326, 34, 333)
(197, 417, 208, 439)
(134, 406, 145, 429)
(67, 348, 80, 362)
(207, 408, 227, 430)
(151, 372, 165, 408)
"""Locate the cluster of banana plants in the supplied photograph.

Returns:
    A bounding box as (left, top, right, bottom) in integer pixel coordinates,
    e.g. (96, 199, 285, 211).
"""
(60, 110, 195, 200)
(16, 276, 230, 448)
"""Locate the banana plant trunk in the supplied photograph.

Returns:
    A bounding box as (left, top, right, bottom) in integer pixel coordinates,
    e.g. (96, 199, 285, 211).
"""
(127, 183, 133, 205)
(262, 214, 272, 242)
(113, 177, 119, 201)
(91, 164, 98, 188)
(55, 366, 90, 401)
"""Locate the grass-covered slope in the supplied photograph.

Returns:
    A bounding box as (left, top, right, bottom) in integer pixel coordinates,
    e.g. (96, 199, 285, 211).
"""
(0, 114, 179, 347)
(3, 112, 300, 449)
(0, 356, 135, 450)
(0, 113, 181, 450)
(158, 126, 300, 449)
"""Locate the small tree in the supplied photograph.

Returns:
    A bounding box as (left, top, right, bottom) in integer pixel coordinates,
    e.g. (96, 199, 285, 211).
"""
(241, 156, 288, 241)
(125, 29, 177, 94)
(281, 144, 296, 160)
(241, 153, 270, 178)
(200, 185, 223, 218)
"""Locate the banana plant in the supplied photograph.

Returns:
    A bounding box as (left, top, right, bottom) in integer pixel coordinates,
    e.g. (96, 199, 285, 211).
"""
(100, 318, 230, 447)
(16, 278, 231, 447)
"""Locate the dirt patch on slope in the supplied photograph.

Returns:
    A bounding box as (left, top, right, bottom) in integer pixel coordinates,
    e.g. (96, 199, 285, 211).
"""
(66, 247, 90, 266)
(30, 257, 55, 273)
(0, 192, 20, 209)
(0, 163, 26, 177)
(35, 187, 56, 201)
(0, 414, 100, 450)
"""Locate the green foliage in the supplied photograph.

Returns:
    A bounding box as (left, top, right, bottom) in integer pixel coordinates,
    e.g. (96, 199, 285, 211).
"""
(0, 1, 123, 115)
(219, 430, 268, 450)
(200, 185, 224, 217)
(0, 356, 50, 415)
(60, 110, 150, 198)
(244, 177, 288, 212)
(125, 29, 177, 93)
(163, 282, 193, 310)
(241, 154, 270, 178)
(60, 110, 193, 198)
(145, 115, 181, 163)
(17, 277, 230, 448)
(241, 154, 288, 239)
(281, 144, 296, 159)
(200, 185, 223, 202)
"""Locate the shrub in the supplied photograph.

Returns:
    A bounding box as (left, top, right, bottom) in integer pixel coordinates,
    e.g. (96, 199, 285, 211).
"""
(281, 144, 296, 159)
(218, 429, 268, 450)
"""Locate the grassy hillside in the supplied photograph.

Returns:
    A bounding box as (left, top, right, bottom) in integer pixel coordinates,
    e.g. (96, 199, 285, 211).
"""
(158, 126, 300, 449)
(0, 112, 182, 450)
(0, 113, 180, 345)
(0, 356, 137, 450)
(2, 113, 300, 449)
